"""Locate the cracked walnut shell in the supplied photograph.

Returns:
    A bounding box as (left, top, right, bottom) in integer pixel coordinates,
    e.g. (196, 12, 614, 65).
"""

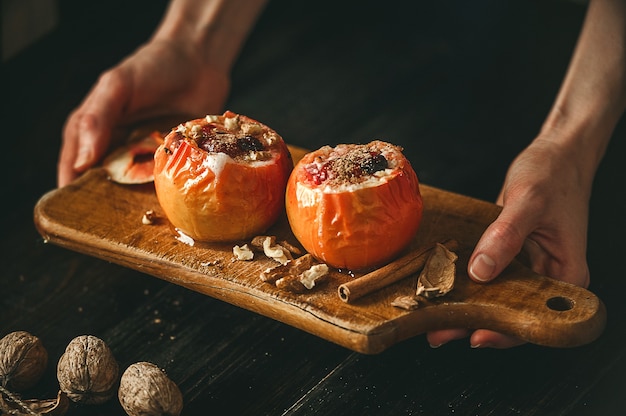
(56, 335, 119, 404)
(118, 361, 183, 416)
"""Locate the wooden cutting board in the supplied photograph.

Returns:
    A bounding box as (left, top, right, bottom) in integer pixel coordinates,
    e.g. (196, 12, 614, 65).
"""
(33, 145, 606, 354)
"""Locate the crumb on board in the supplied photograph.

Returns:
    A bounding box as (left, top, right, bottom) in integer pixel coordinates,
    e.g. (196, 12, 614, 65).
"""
(142, 210, 156, 225)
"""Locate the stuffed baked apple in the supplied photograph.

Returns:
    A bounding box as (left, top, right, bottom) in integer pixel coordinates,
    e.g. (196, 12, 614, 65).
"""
(153, 111, 293, 242)
(286, 141, 423, 271)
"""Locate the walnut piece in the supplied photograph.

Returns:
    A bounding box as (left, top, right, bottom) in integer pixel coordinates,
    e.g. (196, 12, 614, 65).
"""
(57, 335, 119, 405)
(251, 235, 298, 264)
(298, 264, 329, 289)
(0, 331, 48, 391)
(262, 236, 292, 264)
(233, 244, 254, 261)
(262, 254, 329, 293)
(276, 240, 302, 256)
(118, 361, 183, 416)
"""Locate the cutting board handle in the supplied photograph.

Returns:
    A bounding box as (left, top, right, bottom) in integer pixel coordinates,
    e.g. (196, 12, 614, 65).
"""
(399, 259, 607, 348)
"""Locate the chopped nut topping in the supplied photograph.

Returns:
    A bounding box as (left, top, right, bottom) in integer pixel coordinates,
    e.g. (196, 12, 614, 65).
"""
(302, 141, 401, 188)
(241, 123, 263, 135)
(173, 112, 283, 163)
(223, 115, 240, 130)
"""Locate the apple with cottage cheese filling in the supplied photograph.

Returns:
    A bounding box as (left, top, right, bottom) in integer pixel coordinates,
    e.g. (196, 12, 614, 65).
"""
(153, 111, 293, 242)
(285, 141, 423, 271)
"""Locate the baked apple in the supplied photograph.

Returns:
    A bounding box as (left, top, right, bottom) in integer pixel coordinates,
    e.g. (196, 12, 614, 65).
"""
(153, 111, 293, 242)
(286, 141, 423, 271)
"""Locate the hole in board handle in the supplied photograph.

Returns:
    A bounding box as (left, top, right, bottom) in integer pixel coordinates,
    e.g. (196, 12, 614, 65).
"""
(546, 296, 574, 312)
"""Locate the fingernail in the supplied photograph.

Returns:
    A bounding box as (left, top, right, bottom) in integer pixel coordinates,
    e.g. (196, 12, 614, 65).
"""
(73, 146, 93, 169)
(469, 253, 496, 282)
(471, 342, 493, 349)
(429, 343, 443, 349)
(73, 129, 96, 169)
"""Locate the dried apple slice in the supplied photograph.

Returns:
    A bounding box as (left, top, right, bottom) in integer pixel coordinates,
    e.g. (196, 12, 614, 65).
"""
(103, 131, 163, 184)
(286, 141, 423, 271)
(416, 242, 458, 298)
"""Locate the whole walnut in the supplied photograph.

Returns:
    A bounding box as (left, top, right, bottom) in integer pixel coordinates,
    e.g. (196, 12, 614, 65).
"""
(119, 361, 183, 416)
(57, 335, 119, 404)
(0, 331, 48, 391)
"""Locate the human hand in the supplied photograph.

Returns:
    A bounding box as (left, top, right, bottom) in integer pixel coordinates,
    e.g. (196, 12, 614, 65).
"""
(58, 38, 230, 187)
(427, 137, 592, 349)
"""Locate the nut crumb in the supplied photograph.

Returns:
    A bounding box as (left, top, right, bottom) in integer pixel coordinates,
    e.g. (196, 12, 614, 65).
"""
(142, 210, 156, 225)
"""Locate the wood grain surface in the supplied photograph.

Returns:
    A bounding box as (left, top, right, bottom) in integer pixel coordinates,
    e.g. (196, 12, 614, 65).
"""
(7, 0, 626, 414)
(33, 146, 606, 353)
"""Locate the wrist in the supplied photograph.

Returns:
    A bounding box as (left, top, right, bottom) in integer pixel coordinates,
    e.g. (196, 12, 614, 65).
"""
(540, 101, 616, 176)
(535, 113, 612, 194)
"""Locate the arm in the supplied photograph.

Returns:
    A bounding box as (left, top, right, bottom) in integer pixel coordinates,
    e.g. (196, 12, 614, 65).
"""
(58, 0, 268, 187)
(429, 0, 626, 348)
(153, 0, 268, 74)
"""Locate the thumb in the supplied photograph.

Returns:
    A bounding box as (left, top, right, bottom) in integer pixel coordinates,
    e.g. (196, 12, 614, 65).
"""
(468, 205, 535, 283)
(73, 69, 131, 171)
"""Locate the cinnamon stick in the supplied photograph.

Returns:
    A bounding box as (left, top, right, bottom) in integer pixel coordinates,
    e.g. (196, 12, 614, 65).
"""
(337, 239, 458, 303)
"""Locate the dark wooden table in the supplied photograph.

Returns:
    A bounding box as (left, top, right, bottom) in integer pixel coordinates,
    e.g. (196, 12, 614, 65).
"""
(3, 0, 626, 414)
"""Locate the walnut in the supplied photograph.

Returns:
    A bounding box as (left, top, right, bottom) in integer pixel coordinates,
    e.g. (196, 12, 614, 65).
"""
(118, 362, 183, 416)
(0, 331, 48, 391)
(56, 335, 119, 404)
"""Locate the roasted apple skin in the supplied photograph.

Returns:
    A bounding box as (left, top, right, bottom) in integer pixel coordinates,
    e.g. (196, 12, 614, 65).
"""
(286, 142, 423, 271)
(153, 112, 293, 242)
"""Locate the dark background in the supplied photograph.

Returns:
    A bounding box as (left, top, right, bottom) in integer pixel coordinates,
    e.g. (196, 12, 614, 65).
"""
(3, 0, 626, 414)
